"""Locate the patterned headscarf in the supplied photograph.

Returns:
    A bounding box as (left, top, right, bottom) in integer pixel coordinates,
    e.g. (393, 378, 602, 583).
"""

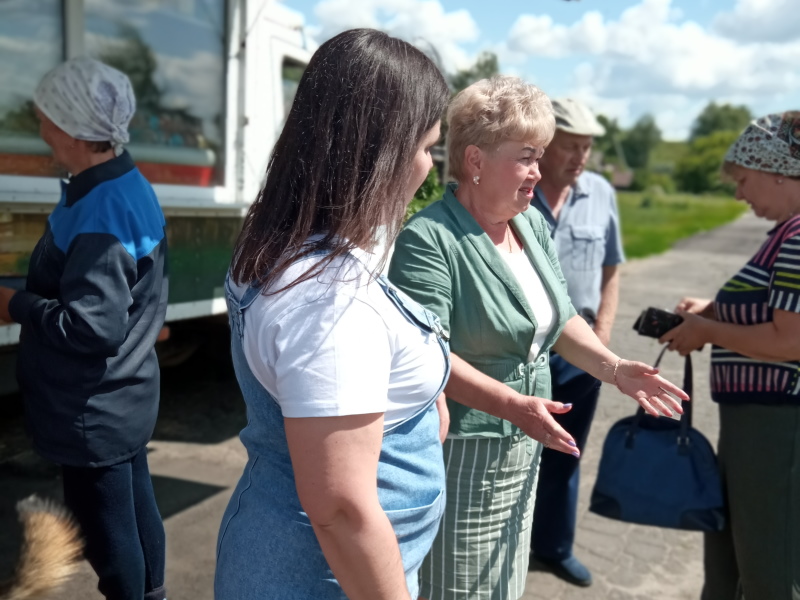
(33, 57, 136, 156)
(725, 112, 800, 177)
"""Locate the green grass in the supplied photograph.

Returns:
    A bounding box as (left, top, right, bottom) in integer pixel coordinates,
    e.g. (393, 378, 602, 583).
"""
(619, 191, 747, 259)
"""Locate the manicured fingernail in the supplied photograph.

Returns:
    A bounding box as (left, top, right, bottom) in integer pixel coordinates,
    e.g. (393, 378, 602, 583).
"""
(571, 451, 580, 458)
(567, 440, 577, 447)
(563, 403, 573, 408)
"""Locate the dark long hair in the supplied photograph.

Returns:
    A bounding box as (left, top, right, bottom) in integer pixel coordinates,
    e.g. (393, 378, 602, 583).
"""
(230, 29, 449, 291)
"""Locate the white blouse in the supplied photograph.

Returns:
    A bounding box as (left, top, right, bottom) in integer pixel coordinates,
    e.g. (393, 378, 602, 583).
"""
(231, 248, 446, 428)
(499, 249, 556, 363)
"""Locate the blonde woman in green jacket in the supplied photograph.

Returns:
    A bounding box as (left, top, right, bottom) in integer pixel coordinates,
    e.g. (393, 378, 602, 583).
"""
(388, 76, 688, 600)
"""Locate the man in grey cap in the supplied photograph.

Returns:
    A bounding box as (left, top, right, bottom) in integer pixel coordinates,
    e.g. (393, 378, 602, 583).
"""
(529, 98, 625, 587)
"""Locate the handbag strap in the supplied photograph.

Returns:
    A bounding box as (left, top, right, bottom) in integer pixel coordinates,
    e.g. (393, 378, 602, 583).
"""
(626, 347, 694, 452)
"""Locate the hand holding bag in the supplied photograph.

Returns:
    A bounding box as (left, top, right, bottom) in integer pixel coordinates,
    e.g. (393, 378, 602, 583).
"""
(589, 348, 725, 531)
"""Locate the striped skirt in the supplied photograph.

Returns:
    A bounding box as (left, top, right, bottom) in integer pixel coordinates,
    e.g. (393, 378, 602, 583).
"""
(419, 434, 542, 600)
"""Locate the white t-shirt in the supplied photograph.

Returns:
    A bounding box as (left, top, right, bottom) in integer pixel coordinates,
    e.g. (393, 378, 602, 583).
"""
(231, 248, 446, 428)
(499, 249, 556, 362)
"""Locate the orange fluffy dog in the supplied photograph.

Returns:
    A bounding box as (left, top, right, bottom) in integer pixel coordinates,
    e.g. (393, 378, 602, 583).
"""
(0, 497, 83, 600)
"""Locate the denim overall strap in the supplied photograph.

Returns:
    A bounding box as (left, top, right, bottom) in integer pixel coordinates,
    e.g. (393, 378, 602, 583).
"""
(225, 276, 262, 339)
(378, 274, 450, 342)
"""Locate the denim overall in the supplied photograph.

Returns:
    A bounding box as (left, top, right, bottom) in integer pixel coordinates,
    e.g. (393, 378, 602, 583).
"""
(215, 266, 450, 600)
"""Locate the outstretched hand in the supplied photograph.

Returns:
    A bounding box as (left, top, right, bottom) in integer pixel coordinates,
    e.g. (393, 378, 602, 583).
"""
(614, 359, 690, 417)
(513, 397, 579, 457)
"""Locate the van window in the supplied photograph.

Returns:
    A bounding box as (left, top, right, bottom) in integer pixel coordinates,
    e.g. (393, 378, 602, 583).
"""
(84, 0, 227, 186)
(282, 59, 305, 123)
(0, 0, 64, 177)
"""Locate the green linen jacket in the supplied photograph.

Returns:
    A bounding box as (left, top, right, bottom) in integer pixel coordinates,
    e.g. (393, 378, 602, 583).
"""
(388, 184, 577, 438)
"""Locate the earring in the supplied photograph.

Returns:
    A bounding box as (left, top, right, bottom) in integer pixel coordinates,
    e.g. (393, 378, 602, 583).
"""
(777, 178, 784, 184)
(473, 175, 480, 185)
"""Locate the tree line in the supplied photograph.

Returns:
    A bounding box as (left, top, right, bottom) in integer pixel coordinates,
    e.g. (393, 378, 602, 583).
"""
(595, 103, 751, 194)
(448, 52, 753, 196)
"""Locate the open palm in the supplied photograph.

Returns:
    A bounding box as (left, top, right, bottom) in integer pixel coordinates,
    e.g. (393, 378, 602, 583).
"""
(615, 359, 689, 417)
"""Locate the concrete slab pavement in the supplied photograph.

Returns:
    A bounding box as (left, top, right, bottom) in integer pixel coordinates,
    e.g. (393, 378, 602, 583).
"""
(2, 211, 771, 600)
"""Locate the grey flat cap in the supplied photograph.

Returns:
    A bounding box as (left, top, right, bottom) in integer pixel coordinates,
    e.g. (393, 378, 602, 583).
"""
(552, 98, 606, 137)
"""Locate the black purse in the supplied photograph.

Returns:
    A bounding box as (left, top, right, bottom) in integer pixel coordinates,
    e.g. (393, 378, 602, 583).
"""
(589, 348, 726, 531)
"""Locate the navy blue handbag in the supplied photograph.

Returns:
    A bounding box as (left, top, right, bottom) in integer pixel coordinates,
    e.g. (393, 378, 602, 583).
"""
(589, 350, 726, 532)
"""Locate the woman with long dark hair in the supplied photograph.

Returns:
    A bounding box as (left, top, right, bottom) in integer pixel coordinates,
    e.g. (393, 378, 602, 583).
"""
(214, 29, 451, 600)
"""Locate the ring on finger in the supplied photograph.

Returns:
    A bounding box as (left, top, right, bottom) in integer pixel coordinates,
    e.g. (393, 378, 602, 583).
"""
(543, 432, 552, 448)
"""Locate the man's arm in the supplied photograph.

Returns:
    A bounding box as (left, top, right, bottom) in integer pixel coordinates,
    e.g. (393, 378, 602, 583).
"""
(594, 184, 625, 346)
(593, 265, 619, 346)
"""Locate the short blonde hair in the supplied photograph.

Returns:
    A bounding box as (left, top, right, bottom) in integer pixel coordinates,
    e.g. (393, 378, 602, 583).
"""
(447, 76, 555, 182)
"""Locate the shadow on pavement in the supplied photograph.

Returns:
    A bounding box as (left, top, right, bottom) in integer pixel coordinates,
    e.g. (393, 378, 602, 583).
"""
(151, 474, 227, 521)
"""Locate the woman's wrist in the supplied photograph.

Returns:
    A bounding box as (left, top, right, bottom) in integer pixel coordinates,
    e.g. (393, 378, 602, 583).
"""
(698, 317, 717, 346)
(612, 357, 622, 388)
(599, 356, 623, 386)
(498, 389, 532, 424)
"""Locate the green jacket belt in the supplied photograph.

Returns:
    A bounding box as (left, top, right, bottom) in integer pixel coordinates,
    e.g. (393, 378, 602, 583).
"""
(388, 184, 577, 438)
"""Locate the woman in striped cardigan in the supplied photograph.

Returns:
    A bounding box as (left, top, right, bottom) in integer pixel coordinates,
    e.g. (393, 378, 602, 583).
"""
(662, 111, 800, 600)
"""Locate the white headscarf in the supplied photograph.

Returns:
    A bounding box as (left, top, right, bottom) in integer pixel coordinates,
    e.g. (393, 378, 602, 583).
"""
(33, 57, 136, 156)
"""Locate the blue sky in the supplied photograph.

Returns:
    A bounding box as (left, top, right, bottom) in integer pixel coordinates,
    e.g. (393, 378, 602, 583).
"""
(284, 0, 800, 140)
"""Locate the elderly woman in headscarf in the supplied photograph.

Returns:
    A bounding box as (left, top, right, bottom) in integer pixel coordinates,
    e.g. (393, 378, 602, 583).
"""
(388, 76, 688, 600)
(0, 58, 169, 600)
(661, 112, 800, 600)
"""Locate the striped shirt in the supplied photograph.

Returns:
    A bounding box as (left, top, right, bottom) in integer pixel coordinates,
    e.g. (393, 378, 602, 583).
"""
(711, 215, 800, 405)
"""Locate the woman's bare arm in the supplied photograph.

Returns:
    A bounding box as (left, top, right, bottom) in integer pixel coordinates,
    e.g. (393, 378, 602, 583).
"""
(285, 413, 411, 600)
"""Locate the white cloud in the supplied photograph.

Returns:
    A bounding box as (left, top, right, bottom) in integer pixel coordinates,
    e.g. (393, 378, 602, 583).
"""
(85, 31, 225, 142)
(504, 0, 800, 139)
(156, 51, 224, 121)
(307, 0, 480, 73)
(0, 15, 62, 114)
(713, 0, 800, 43)
(301, 0, 800, 140)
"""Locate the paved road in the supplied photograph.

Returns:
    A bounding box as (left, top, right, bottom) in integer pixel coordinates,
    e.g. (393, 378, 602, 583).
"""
(0, 212, 771, 600)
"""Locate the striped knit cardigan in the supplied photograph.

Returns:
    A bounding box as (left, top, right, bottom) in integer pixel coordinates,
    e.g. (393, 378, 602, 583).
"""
(711, 214, 800, 404)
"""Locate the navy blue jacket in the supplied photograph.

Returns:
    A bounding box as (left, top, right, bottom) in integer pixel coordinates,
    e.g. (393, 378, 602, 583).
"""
(9, 151, 168, 467)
